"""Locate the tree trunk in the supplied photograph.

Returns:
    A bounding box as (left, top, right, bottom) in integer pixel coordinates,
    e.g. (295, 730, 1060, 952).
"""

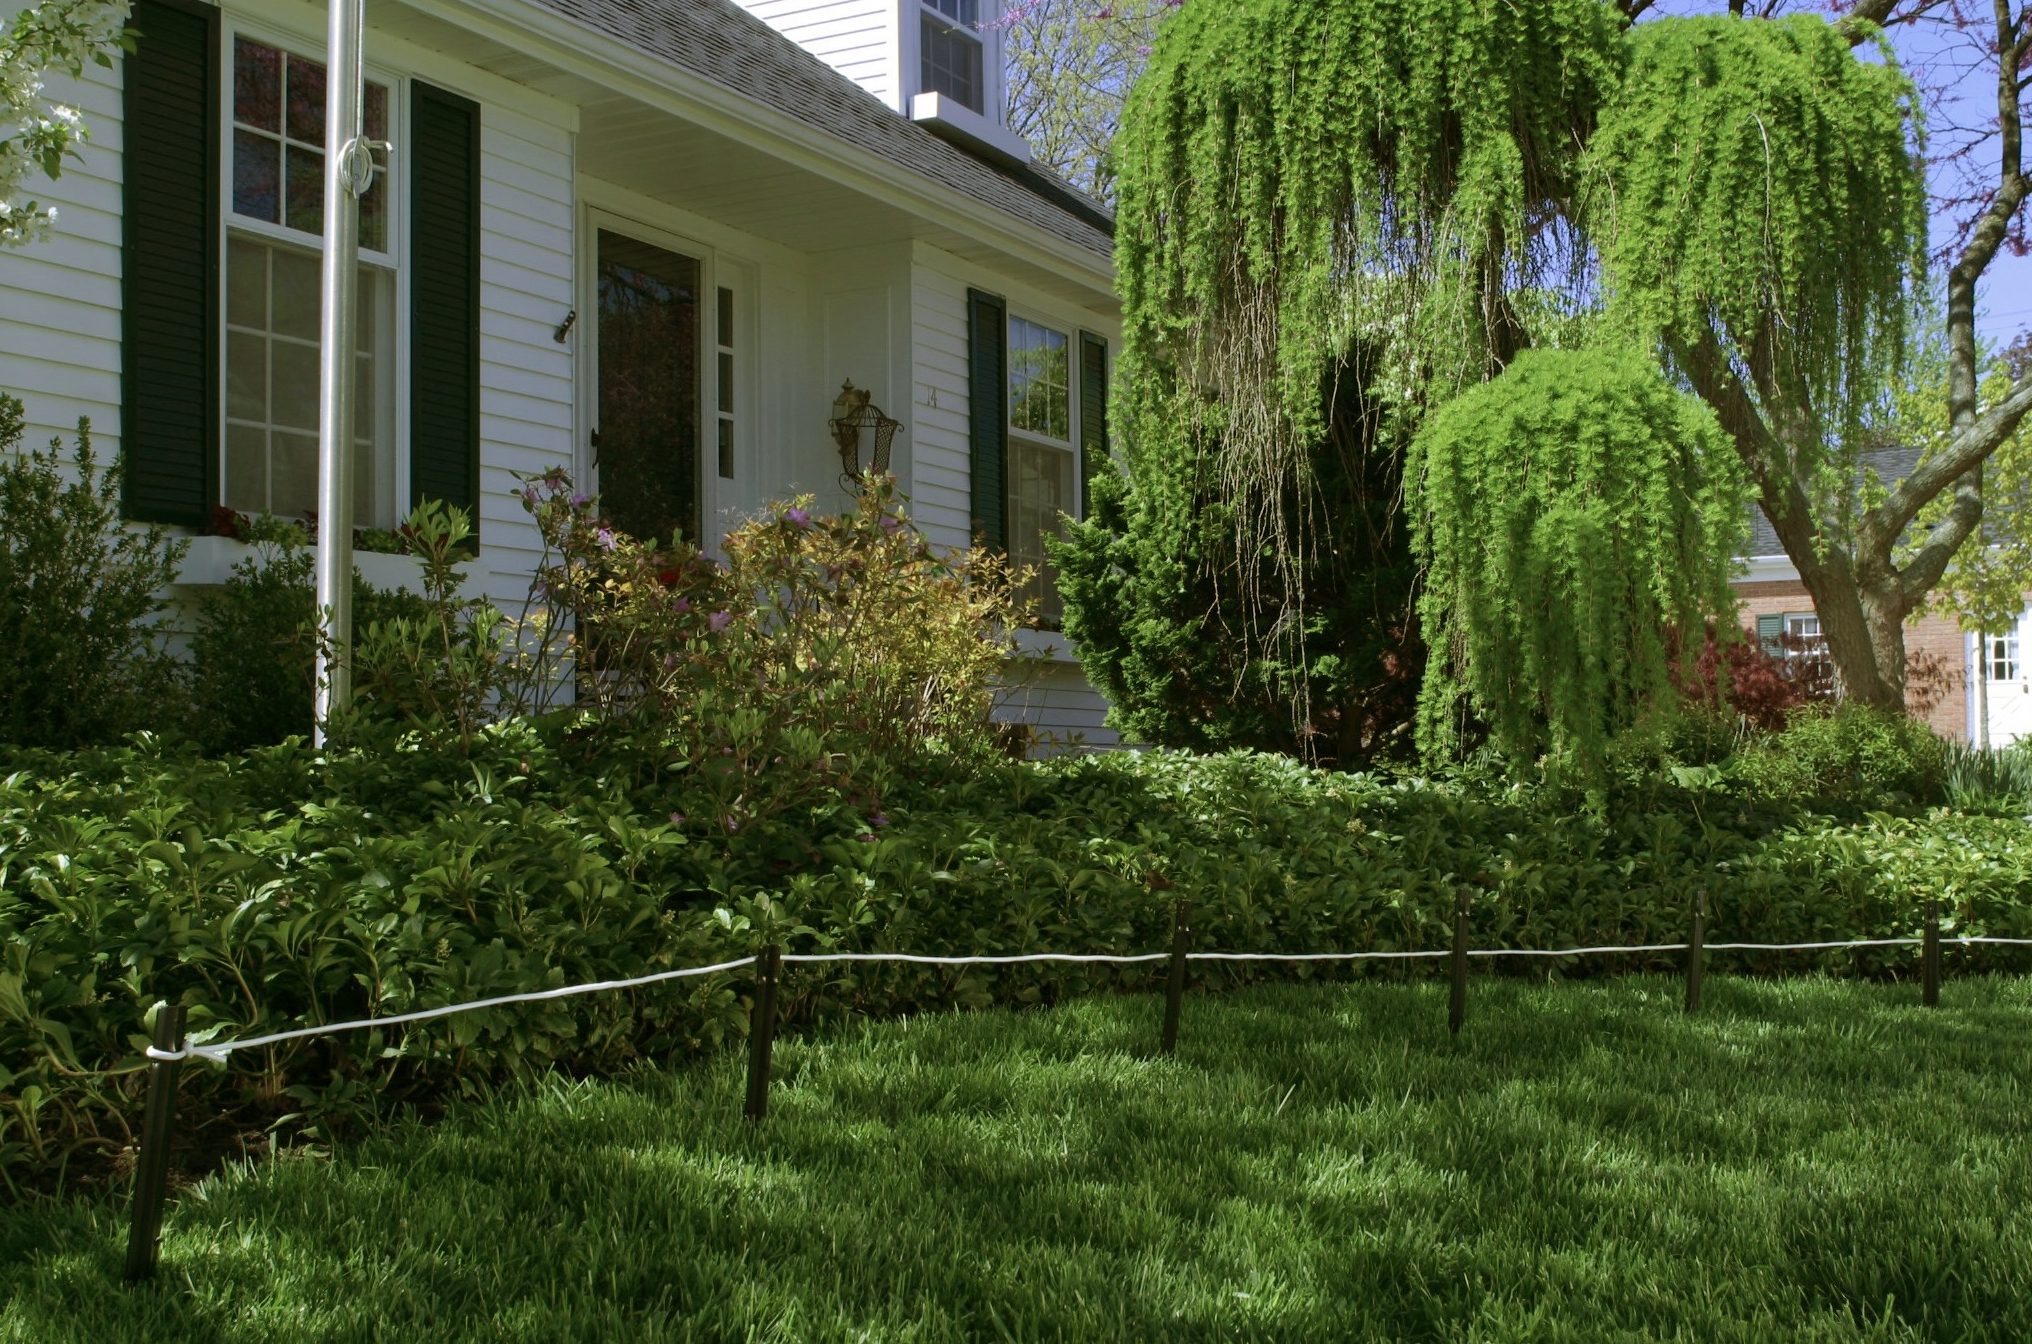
(1789, 559, 1907, 711)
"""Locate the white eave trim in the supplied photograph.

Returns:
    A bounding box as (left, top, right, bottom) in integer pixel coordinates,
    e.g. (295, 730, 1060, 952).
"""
(910, 92, 1031, 168)
(408, 0, 1113, 295)
(1736, 553, 1800, 584)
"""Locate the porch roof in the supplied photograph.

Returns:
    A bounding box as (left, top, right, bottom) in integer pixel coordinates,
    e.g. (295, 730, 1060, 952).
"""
(381, 0, 1116, 306)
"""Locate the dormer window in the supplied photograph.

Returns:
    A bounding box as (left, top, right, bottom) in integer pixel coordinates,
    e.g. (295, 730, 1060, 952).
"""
(920, 0, 983, 114)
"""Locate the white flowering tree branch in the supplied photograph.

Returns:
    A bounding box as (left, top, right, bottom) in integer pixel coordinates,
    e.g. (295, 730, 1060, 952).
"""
(1, 1, 133, 247)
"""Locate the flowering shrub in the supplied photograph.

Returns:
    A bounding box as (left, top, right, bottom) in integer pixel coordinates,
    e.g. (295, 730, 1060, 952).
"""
(1, 1, 132, 246)
(516, 471, 1032, 825)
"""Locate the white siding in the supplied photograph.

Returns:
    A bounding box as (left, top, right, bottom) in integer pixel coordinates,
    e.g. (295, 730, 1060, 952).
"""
(732, 0, 898, 110)
(472, 106, 574, 612)
(907, 260, 976, 549)
(909, 247, 1123, 748)
(1000, 661, 1120, 751)
(0, 63, 125, 454)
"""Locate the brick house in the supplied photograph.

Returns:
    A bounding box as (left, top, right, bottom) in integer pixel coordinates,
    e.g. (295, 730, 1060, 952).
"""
(1734, 448, 2030, 744)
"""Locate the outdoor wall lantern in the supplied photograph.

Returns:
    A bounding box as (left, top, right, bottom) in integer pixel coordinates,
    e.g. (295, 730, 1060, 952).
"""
(829, 379, 900, 489)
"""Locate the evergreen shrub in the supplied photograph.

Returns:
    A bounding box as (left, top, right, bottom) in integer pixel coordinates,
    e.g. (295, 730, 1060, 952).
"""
(0, 397, 186, 749)
(4, 738, 2025, 1196)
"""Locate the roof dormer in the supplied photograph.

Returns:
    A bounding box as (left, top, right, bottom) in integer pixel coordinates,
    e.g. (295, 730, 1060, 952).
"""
(731, 0, 1030, 166)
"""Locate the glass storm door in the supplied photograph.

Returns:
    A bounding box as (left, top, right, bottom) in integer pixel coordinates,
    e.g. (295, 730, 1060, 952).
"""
(595, 229, 702, 546)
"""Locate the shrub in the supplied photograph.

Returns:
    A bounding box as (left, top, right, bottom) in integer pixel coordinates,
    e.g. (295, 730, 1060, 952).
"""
(187, 515, 433, 753)
(347, 500, 512, 754)
(1673, 625, 1826, 732)
(518, 471, 1029, 818)
(1728, 702, 1950, 804)
(1053, 345, 1422, 766)
(4, 736, 2028, 1195)
(0, 397, 186, 748)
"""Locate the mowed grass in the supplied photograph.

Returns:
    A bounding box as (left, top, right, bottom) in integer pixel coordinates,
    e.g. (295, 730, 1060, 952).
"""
(5, 975, 2031, 1343)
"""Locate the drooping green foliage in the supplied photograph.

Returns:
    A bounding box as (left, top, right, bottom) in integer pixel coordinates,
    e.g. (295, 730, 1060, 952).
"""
(1408, 348, 1749, 774)
(1099, 1, 1931, 769)
(1109, 0, 1624, 654)
(1589, 15, 1926, 448)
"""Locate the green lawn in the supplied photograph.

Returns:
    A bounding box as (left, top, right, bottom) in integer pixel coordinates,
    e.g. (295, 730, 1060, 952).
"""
(5, 975, 2030, 1342)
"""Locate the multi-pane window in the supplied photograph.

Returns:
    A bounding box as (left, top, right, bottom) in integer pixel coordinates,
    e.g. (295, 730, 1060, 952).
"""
(1990, 629, 2020, 682)
(224, 35, 395, 524)
(1782, 611, 1833, 686)
(1007, 315, 1073, 624)
(921, 0, 984, 113)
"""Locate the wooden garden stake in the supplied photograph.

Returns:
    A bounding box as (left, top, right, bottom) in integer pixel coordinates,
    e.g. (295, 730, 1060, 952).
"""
(1448, 888, 1471, 1037)
(1685, 887, 1708, 1016)
(124, 1000, 188, 1283)
(745, 943, 782, 1121)
(1922, 900, 1941, 1009)
(1161, 900, 1191, 1055)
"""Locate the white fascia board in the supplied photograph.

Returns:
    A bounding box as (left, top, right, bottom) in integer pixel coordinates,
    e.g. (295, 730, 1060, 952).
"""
(406, 0, 1112, 293)
(1736, 553, 1801, 584)
(910, 91, 1031, 168)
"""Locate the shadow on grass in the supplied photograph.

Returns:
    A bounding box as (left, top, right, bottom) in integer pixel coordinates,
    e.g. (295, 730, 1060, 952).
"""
(6, 975, 2031, 1343)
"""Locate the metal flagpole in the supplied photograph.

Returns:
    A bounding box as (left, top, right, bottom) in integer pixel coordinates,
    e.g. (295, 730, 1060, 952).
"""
(312, 0, 371, 743)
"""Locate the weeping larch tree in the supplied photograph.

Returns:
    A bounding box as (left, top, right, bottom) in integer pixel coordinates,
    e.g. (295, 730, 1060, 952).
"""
(1092, 0, 2032, 768)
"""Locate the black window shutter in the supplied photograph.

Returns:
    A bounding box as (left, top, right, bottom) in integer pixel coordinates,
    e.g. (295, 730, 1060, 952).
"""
(122, 0, 219, 527)
(1756, 612, 1785, 656)
(1077, 330, 1108, 518)
(967, 287, 1008, 551)
(408, 82, 481, 523)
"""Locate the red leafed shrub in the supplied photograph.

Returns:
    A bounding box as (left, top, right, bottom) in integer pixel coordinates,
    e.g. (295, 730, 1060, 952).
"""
(1673, 626, 1831, 732)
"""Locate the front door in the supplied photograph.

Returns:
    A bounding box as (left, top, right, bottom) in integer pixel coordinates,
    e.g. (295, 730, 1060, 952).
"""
(594, 228, 702, 547)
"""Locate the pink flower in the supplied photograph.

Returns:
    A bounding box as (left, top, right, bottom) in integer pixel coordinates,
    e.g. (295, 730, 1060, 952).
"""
(668, 811, 686, 826)
(708, 610, 733, 632)
(785, 507, 812, 528)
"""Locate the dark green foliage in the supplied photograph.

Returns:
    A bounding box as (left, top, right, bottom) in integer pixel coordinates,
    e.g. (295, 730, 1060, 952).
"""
(0, 398, 187, 749)
(5, 739, 2027, 1195)
(1408, 347, 1749, 778)
(1055, 349, 1420, 762)
(1726, 703, 1952, 806)
(186, 520, 431, 754)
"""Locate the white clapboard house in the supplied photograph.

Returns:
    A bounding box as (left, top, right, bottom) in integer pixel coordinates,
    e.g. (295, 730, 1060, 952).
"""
(0, 0, 1121, 745)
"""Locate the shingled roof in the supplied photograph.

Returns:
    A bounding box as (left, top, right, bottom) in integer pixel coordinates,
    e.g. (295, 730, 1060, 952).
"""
(1744, 445, 1923, 557)
(524, 0, 1114, 260)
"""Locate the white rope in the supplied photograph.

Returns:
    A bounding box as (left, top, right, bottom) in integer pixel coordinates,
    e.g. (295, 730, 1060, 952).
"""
(1469, 943, 1690, 957)
(1188, 950, 1452, 962)
(780, 952, 1170, 966)
(139, 932, 2032, 1065)
(144, 955, 759, 1063)
(1703, 938, 1923, 951)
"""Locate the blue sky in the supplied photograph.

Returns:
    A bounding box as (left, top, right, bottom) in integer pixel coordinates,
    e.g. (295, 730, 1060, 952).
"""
(1891, 12, 2032, 347)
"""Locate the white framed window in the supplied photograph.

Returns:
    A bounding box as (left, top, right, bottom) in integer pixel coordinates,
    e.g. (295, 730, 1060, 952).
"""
(920, 0, 984, 114)
(1781, 610, 1833, 686)
(221, 29, 398, 525)
(1007, 314, 1074, 624)
(1989, 628, 2020, 682)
